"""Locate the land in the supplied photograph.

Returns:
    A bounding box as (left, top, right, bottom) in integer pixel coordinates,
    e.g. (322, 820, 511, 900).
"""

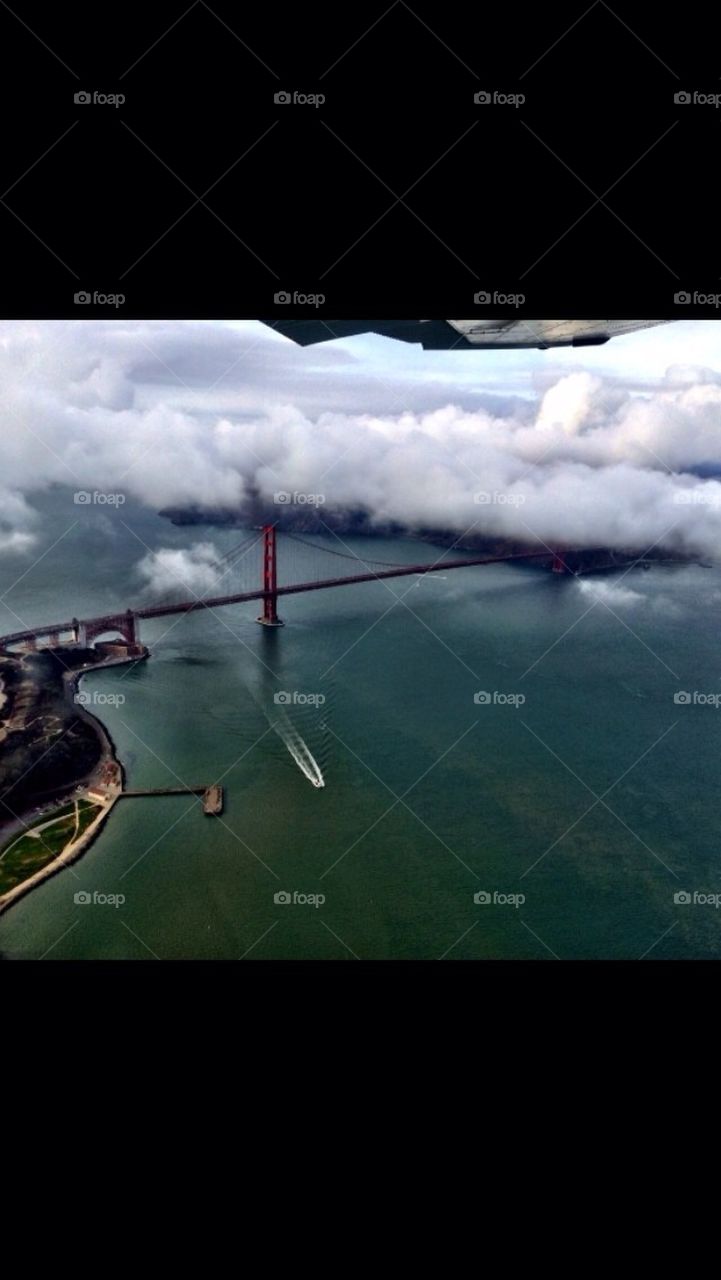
(0, 637, 228, 913)
(0, 798, 100, 894)
(159, 503, 696, 573)
(0, 643, 142, 913)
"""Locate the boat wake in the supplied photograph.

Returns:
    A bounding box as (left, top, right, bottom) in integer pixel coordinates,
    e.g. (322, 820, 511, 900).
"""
(271, 708, 325, 788)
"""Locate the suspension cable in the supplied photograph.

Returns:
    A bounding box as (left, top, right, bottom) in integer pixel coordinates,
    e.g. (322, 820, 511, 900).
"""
(282, 530, 410, 567)
(217, 529, 264, 564)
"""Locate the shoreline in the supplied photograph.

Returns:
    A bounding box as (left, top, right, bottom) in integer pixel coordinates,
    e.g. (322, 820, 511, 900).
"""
(0, 649, 146, 916)
(0, 794, 120, 916)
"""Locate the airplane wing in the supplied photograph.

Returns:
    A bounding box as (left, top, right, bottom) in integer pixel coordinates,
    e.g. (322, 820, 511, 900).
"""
(265, 319, 666, 350)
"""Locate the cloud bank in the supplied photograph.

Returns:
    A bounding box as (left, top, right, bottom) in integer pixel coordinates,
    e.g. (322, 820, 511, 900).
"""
(2, 319, 721, 563)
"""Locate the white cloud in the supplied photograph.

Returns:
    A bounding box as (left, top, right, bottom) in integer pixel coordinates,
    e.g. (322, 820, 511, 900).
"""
(135, 542, 223, 597)
(576, 579, 645, 608)
(2, 319, 721, 564)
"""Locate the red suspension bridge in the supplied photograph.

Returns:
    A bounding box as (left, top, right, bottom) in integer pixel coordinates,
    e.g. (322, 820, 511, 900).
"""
(0, 526, 576, 651)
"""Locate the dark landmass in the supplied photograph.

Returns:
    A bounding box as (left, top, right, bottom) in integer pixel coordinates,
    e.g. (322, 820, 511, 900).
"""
(159, 502, 696, 572)
(160, 499, 404, 540)
(0, 649, 104, 829)
(0, 645, 141, 841)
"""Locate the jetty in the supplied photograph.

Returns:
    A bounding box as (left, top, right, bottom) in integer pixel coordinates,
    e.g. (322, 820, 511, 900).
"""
(119, 785, 224, 815)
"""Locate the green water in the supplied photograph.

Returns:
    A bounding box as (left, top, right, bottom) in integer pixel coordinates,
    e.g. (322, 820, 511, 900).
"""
(1, 488, 720, 960)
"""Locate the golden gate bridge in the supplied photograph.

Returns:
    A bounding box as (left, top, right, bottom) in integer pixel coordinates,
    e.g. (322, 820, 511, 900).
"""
(0, 525, 574, 651)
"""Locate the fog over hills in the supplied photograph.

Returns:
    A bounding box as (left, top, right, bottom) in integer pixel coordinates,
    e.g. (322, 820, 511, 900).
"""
(2, 319, 721, 570)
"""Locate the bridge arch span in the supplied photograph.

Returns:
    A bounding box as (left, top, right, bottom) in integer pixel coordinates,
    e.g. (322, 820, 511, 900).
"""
(81, 610, 137, 648)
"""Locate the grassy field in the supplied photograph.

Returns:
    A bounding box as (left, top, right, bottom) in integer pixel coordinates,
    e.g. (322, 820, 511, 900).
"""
(0, 800, 102, 895)
(38, 799, 96, 823)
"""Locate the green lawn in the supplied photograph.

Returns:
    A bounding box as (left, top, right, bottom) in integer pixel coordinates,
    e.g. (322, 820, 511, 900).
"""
(0, 801, 102, 896)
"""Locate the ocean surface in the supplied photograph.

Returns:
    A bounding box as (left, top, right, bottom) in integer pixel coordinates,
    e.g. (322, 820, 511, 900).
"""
(1, 487, 720, 960)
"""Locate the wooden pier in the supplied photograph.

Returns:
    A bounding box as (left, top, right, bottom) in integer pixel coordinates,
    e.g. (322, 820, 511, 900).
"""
(119, 785, 224, 815)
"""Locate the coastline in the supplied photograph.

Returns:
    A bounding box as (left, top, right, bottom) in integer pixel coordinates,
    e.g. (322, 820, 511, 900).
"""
(0, 794, 120, 916)
(0, 649, 146, 916)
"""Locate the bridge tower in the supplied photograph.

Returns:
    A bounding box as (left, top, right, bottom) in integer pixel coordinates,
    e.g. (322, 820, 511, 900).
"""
(256, 524, 284, 627)
(551, 550, 567, 574)
(125, 609, 137, 645)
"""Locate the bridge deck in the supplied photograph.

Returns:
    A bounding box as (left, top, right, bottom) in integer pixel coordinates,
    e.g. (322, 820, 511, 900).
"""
(135, 549, 557, 621)
(0, 549, 567, 644)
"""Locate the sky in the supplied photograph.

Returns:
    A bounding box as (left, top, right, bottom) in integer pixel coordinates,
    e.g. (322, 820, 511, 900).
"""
(2, 318, 721, 567)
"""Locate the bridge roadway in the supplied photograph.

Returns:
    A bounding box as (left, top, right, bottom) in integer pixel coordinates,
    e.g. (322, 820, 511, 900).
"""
(0, 549, 563, 645)
(136, 549, 560, 618)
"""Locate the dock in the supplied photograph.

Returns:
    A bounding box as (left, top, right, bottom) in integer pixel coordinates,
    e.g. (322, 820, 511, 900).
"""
(119, 785, 224, 815)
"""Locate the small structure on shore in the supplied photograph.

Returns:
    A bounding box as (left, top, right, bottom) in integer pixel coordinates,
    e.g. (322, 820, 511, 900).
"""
(86, 760, 121, 803)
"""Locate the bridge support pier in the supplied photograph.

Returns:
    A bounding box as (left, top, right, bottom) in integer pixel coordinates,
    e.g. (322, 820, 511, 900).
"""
(256, 524, 284, 627)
